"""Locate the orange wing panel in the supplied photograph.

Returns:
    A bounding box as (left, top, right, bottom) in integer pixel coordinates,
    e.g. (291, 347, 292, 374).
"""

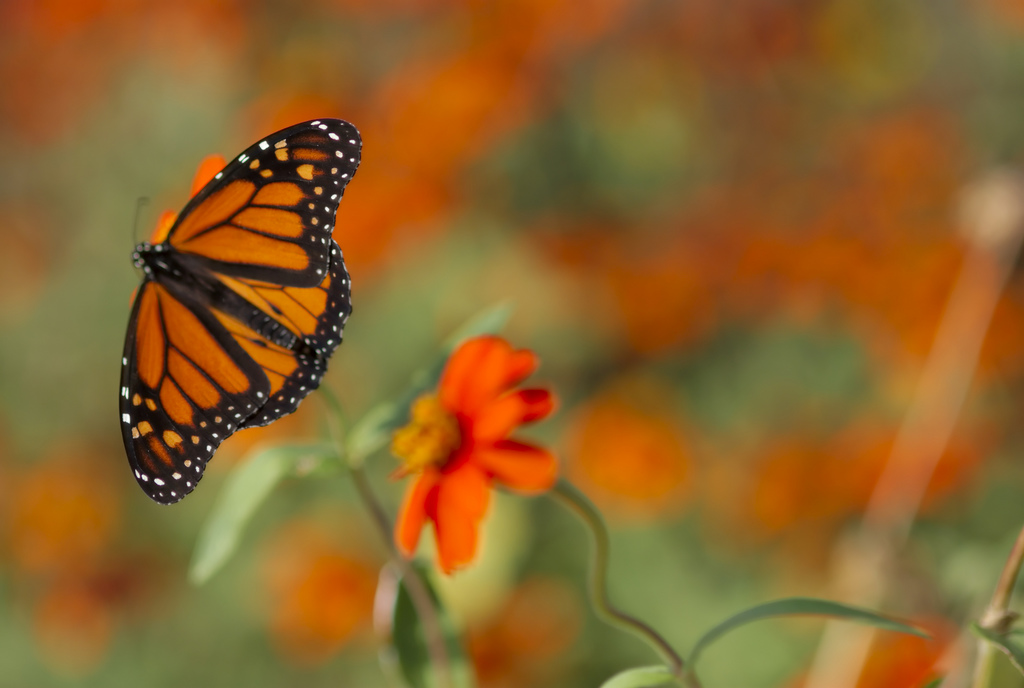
(265, 370, 287, 395)
(171, 180, 256, 244)
(293, 148, 330, 161)
(252, 182, 304, 207)
(167, 349, 221, 410)
(159, 378, 194, 426)
(179, 226, 309, 271)
(283, 283, 328, 315)
(159, 288, 251, 394)
(255, 287, 318, 335)
(232, 207, 305, 238)
(134, 285, 165, 389)
(236, 338, 299, 377)
(146, 435, 176, 468)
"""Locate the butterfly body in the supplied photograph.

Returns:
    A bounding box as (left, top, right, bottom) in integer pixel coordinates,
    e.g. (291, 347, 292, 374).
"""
(120, 119, 361, 505)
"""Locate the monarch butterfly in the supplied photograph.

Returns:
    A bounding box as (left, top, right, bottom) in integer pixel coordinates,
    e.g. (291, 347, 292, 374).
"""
(119, 119, 361, 504)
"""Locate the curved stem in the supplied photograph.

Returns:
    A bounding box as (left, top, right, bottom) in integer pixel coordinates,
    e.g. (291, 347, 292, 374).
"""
(972, 522, 1024, 688)
(319, 388, 454, 688)
(552, 479, 689, 682)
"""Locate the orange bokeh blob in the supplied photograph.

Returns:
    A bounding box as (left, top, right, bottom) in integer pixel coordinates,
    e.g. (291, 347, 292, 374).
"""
(785, 618, 956, 688)
(7, 443, 121, 576)
(710, 420, 988, 556)
(468, 577, 582, 688)
(854, 619, 955, 688)
(567, 378, 691, 521)
(33, 577, 115, 676)
(262, 519, 378, 666)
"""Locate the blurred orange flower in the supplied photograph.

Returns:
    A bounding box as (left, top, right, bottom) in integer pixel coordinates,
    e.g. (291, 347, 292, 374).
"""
(854, 618, 956, 688)
(980, 0, 1024, 30)
(0, 203, 54, 322)
(8, 443, 121, 576)
(262, 518, 378, 666)
(147, 153, 226, 245)
(708, 420, 987, 562)
(33, 576, 115, 676)
(567, 378, 692, 521)
(391, 336, 558, 574)
(786, 618, 955, 688)
(468, 577, 582, 688)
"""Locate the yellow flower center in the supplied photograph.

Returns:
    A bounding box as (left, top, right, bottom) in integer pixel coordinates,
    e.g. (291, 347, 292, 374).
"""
(391, 394, 461, 474)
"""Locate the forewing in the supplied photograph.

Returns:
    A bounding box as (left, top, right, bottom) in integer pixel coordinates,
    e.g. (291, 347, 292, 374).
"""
(212, 240, 352, 428)
(165, 119, 361, 287)
(119, 281, 271, 504)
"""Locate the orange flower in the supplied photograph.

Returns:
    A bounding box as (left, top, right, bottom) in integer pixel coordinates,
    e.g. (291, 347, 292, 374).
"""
(567, 378, 692, 521)
(8, 443, 121, 576)
(391, 336, 558, 574)
(262, 518, 379, 666)
(468, 577, 582, 688)
(148, 153, 226, 244)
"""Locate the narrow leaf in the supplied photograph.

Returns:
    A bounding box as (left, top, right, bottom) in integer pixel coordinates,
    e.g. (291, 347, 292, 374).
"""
(188, 443, 335, 584)
(972, 623, 1024, 674)
(921, 678, 944, 688)
(599, 665, 676, 688)
(689, 597, 928, 670)
(346, 401, 402, 466)
(384, 563, 474, 688)
(442, 301, 514, 348)
(346, 302, 513, 464)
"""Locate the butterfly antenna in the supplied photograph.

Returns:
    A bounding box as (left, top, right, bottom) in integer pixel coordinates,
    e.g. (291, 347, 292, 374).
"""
(132, 196, 150, 245)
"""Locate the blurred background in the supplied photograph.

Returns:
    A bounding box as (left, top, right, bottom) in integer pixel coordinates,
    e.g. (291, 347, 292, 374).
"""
(3, 0, 1024, 686)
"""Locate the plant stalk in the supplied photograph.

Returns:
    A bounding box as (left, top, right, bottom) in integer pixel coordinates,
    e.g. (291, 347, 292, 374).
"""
(552, 479, 690, 684)
(804, 169, 1024, 688)
(320, 388, 455, 688)
(971, 522, 1024, 688)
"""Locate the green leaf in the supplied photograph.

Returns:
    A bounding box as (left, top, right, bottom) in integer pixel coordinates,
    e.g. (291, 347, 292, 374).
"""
(384, 563, 474, 688)
(688, 597, 929, 670)
(346, 401, 403, 467)
(921, 678, 944, 688)
(188, 443, 336, 585)
(972, 623, 1024, 675)
(345, 302, 513, 465)
(441, 301, 514, 348)
(599, 665, 677, 688)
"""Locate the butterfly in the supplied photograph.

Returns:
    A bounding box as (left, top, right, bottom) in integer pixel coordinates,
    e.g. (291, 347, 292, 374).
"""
(119, 119, 361, 504)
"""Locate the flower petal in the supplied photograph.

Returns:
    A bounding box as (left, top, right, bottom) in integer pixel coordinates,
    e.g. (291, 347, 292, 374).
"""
(474, 440, 558, 493)
(434, 462, 490, 573)
(148, 210, 179, 244)
(440, 337, 538, 417)
(473, 389, 556, 441)
(394, 470, 440, 557)
(190, 154, 227, 197)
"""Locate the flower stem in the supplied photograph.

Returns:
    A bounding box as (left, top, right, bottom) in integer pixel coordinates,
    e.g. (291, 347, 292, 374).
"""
(319, 388, 455, 688)
(971, 522, 1024, 688)
(804, 170, 1024, 688)
(551, 479, 689, 683)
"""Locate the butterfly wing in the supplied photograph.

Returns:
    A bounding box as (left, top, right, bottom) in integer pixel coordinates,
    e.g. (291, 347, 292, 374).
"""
(164, 119, 361, 287)
(122, 119, 361, 504)
(120, 280, 271, 504)
(211, 239, 352, 428)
